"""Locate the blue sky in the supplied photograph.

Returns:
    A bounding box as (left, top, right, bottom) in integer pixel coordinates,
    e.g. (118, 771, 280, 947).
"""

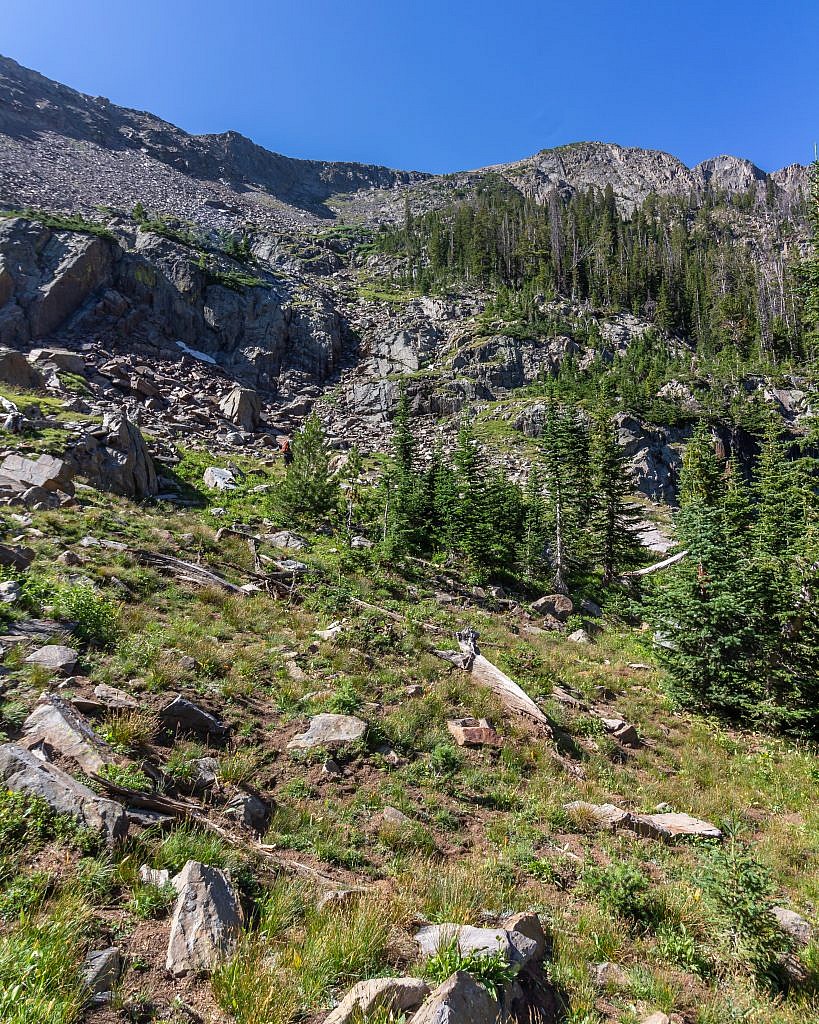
(3, 0, 817, 173)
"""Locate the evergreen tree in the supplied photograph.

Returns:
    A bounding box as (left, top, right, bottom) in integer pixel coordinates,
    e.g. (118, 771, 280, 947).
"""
(274, 414, 338, 525)
(539, 399, 589, 592)
(519, 464, 549, 581)
(588, 412, 642, 581)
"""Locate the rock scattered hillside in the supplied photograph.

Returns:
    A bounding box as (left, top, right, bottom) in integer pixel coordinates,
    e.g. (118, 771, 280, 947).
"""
(0, 53, 817, 1024)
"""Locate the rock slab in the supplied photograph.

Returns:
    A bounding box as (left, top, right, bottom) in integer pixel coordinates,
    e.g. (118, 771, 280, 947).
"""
(0, 742, 127, 844)
(409, 971, 499, 1024)
(287, 713, 366, 750)
(166, 860, 242, 976)
(325, 977, 430, 1024)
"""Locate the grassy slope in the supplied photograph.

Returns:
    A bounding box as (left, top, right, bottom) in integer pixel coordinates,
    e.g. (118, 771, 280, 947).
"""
(0, 484, 816, 1024)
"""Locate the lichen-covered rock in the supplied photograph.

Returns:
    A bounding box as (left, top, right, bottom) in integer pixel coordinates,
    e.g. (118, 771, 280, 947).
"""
(21, 694, 114, 773)
(166, 860, 242, 977)
(218, 385, 261, 431)
(415, 923, 538, 967)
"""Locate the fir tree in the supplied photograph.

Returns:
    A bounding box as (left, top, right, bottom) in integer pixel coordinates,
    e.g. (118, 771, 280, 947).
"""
(588, 412, 642, 581)
(274, 414, 338, 525)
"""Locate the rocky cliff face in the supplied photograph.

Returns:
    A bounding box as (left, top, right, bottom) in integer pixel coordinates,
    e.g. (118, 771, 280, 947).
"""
(0, 55, 813, 509)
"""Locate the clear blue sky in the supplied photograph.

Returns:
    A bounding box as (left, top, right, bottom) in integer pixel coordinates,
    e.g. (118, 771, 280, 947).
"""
(4, 0, 817, 173)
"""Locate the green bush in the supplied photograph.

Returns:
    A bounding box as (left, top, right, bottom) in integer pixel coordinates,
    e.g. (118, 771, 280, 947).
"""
(0, 790, 97, 855)
(127, 882, 176, 920)
(582, 862, 660, 928)
(52, 584, 121, 646)
(423, 935, 518, 999)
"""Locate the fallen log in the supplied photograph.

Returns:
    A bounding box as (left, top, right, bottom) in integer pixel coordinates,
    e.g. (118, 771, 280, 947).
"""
(129, 548, 247, 594)
(620, 549, 687, 579)
(93, 775, 346, 886)
(434, 629, 554, 737)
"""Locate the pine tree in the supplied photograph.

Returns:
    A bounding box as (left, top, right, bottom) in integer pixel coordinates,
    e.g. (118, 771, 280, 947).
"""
(801, 156, 819, 359)
(274, 414, 338, 526)
(383, 385, 424, 556)
(588, 412, 642, 581)
(539, 399, 589, 592)
(519, 464, 549, 582)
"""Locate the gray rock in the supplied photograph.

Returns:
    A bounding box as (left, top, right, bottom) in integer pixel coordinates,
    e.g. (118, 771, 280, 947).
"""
(265, 530, 306, 550)
(224, 792, 271, 833)
(21, 694, 114, 773)
(93, 683, 141, 710)
(82, 946, 120, 1001)
(218, 385, 262, 431)
(166, 860, 243, 977)
(629, 812, 722, 842)
(159, 695, 228, 737)
(203, 466, 236, 490)
(138, 864, 171, 886)
(68, 413, 158, 498)
(601, 718, 640, 747)
(350, 535, 374, 550)
(409, 971, 499, 1024)
(29, 347, 86, 375)
(0, 347, 43, 389)
(500, 911, 547, 963)
(0, 580, 20, 603)
(415, 923, 538, 967)
(0, 452, 75, 495)
(772, 906, 812, 947)
(325, 977, 430, 1024)
(568, 628, 591, 644)
(0, 742, 127, 844)
(287, 713, 366, 750)
(531, 594, 573, 620)
(24, 644, 78, 674)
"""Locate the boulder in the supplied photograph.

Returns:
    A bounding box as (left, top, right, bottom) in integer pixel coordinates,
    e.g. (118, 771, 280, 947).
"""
(0, 742, 127, 844)
(139, 864, 171, 887)
(29, 348, 86, 376)
(92, 683, 141, 710)
(21, 694, 114, 773)
(629, 812, 722, 842)
(771, 906, 812, 947)
(159, 696, 228, 738)
(415, 923, 538, 967)
(568, 628, 591, 644)
(203, 466, 236, 490)
(82, 947, 120, 1003)
(0, 543, 34, 569)
(380, 805, 412, 827)
(224, 792, 271, 833)
(166, 860, 243, 977)
(287, 713, 367, 751)
(0, 580, 20, 603)
(0, 452, 75, 495)
(501, 911, 547, 962)
(0, 348, 43, 389)
(409, 971, 499, 1024)
(218, 386, 262, 431)
(24, 644, 78, 674)
(446, 717, 501, 747)
(531, 594, 574, 620)
(68, 414, 157, 498)
(601, 718, 640, 747)
(325, 977, 430, 1024)
(265, 530, 306, 550)
(641, 1014, 670, 1024)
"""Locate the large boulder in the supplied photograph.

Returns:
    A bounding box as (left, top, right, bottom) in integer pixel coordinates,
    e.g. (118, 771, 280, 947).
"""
(0, 347, 44, 389)
(409, 971, 498, 1024)
(218, 385, 262, 431)
(0, 452, 75, 495)
(24, 644, 78, 675)
(68, 413, 157, 498)
(629, 812, 722, 842)
(325, 977, 430, 1024)
(0, 742, 128, 844)
(21, 694, 114, 774)
(166, 860, 243, 977)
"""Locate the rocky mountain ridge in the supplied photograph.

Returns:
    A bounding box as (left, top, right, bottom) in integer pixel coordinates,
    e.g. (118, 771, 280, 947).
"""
(0, 55, 808, 230)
